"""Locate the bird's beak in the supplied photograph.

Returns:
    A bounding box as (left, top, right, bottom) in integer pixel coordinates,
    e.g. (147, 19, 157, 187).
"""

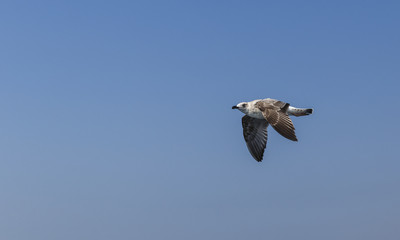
(232, 106, 238, 109)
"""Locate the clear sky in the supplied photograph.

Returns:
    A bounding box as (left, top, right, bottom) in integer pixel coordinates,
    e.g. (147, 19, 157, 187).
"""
(1, 1, 399, 239)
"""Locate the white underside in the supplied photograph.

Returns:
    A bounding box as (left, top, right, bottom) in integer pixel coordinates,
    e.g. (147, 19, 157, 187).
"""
(244, 109, 265, 119)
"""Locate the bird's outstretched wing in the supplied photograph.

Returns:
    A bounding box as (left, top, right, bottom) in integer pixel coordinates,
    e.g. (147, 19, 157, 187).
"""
(242, 115, 269, 162)
(255, 99, 298, 141)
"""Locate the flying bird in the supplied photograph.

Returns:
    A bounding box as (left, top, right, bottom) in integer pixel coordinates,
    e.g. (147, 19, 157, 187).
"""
(232, 98, 313, 162)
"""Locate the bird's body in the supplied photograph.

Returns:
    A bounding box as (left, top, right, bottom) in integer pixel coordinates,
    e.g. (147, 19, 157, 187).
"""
(232, 98, 313, 162)
(238, 99, 312, 119)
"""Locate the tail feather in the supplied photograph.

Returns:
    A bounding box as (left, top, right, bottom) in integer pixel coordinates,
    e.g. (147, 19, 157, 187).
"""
(287, 106, 313, 117)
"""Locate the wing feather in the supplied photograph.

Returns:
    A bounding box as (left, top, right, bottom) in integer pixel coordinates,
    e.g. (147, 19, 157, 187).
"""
(242, 115, 269, 162)
(255, 99, 298, 141)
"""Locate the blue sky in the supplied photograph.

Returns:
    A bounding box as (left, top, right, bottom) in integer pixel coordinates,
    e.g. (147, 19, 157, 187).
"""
(0, 1, 399, 239)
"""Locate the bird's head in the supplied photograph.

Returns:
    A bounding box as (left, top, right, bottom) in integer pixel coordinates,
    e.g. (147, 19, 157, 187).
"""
(232, 102, 248, 112)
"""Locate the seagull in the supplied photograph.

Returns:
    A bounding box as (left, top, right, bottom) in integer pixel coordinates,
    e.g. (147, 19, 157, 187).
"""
(232, 98, 313, 162)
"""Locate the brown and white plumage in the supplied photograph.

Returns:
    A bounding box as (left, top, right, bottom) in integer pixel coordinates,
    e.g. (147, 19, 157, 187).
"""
(232, 98, 313, 162)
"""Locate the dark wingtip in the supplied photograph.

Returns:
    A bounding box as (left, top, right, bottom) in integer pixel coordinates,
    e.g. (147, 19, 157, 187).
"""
(255, 153, 264, 162)
(306, 108, 313, 114)
(282, 103, 290, 111)
(290, 136, 298, 142)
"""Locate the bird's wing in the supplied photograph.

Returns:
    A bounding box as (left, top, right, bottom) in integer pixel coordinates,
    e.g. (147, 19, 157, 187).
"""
(242, 115, 269, 162)
(255, 100, 298, 141)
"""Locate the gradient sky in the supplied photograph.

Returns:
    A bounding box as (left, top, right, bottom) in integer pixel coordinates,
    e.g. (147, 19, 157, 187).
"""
(1, 1, 399, 239)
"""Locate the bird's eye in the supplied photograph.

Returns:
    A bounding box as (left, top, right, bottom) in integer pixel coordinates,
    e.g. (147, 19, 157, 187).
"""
(242, 104, 247, 108)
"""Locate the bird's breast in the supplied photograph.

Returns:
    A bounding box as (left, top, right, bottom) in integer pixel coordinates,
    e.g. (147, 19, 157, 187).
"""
(245, 109, 265, 119)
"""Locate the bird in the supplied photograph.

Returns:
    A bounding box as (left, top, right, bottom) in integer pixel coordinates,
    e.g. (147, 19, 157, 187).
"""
(232, 98, 313, 162)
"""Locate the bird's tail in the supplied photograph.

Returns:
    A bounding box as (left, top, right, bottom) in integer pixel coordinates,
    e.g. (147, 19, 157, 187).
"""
(287, 106, 313, 117)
